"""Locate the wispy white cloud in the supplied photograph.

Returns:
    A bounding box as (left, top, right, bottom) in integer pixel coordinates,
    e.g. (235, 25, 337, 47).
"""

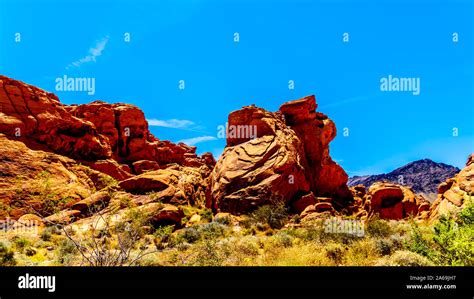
(67, 36, 109, 69)
(147, 118, 195, 129)
(178, 136, 217, 146)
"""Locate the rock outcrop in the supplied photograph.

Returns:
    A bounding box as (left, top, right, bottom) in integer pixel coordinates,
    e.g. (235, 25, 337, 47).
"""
(210, 95, 351, 214)
(353, 182, 430, 220)
(348, 159, 460, 202)
(0, 76, 214, 178)
(429, 154, 473, 220)
(66, 101, 212, 168)
(0, 76, 111, 160)
(0, 75, 214, 221)
(1, 75, 465, 227)
(0, 134, 110, 220)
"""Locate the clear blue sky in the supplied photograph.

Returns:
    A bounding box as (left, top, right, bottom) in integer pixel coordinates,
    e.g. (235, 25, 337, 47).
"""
(1, 0, 473, 176)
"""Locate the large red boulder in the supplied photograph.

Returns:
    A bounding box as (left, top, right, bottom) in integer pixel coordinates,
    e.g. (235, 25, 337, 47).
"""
(0, 76, 111, 160)
(210, 95, 351, 214)
(363, 182, 430, 220)
(429, 154, 474, 220)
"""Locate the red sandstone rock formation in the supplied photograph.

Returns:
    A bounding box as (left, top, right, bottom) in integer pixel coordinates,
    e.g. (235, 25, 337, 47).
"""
(0, 76, 111, 160)
(210, 95, 351, 214)
(429, 154, 474, 220)
(359, 182, 430, 220)
(0, 76, 213, 179)
(0, 75, 454, 226)
(0, 75, 214, 221)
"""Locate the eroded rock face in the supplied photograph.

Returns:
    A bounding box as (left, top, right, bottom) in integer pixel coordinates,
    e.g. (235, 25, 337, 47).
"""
(0, 134, 110, 220)
(0, 76, 111, 160)
(280, 96, 352, 205)
(361, 182, 430, 220)
(429, 154, 474, 220)
(119, 166, 210, 207)
(210, 95, 351, 214)
(0, 76, 214, 177)
(67, 101, 211, 168)
(0, 76, 215, 221)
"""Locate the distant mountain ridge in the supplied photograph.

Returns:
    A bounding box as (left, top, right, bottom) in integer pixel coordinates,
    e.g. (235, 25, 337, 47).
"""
(348, 159, 460, 202)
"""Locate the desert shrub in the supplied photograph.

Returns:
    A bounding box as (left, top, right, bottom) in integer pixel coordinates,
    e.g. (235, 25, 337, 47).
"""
(59, 238, 77, 256)
(388, 234, 405, 251)
(175, 221, 228, 245)
(180, 227, 201, 244)
(214, 214, 231, 225)
(194, 239, 223, 266)
(386, 250, 433, 266)
(325, 242, 344, 264)
(0, 242, 16, 266)
(251, 203, 289, 229)
(154, 225, 174, 240)
(58, 238, 78, 265)
(366, 217, 392, 238)
(153, 225, 175, 250)
(375, 239, 392, 256)
(40, 230, 52, 242)
(235, 237, 260, 257)
(271, 231, 294, 248)
(199, 208, 214, 223)
(98, 175, 118, 189)
(13, 237, 30, 252)
(200, 222, 228, 240)
(320, 230, 361, 245)
(40, 225, 61, 242)
(285, 226, 323, 242)
(432, 210, 474, 266)
(404, 221, 434, 259)
(345, 239, 376, 265)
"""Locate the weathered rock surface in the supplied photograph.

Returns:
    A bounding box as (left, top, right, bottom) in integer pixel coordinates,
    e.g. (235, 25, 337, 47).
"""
(0, 76, 215, 221)
(348, 159, 460, 202)
(429, 154, 473, 220)
(119, 167, 210, 207)
(0, 75, 466, 228)
(0, 134, 110, 220)
(0, 76, 111, 160)
(66, 101, 209, 167)
(210, 95, 351, 214)
(0, 76, 214, 175)
(358, 182, 430, 220)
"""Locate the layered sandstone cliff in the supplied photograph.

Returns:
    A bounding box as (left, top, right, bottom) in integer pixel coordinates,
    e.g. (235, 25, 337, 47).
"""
(2, 75, 466, 226)
(210, 95, 351, 215)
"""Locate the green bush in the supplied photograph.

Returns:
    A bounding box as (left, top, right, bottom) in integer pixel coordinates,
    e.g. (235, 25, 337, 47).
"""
(271, 231, 294, 248)
(180, 227, 201, 244)
(366, 217, 392, 238)
(404, 222, 434, 259)
(252, 203, 289, 229)
(458, 201, 474, 225)
(387, 250, 433, 266)
(375, 239, 392, 256)
(325, 243, 344, 264)
(13, 237, 30, 252)
(432, 211, 474, 266)
(199, 208, 214, 223)
(0, 243, 16, 266)
(59, 238, 77, 256)
(154, 225, 174, 240)
(285, 226, 323, 242)
(200, 222, 227, 240)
